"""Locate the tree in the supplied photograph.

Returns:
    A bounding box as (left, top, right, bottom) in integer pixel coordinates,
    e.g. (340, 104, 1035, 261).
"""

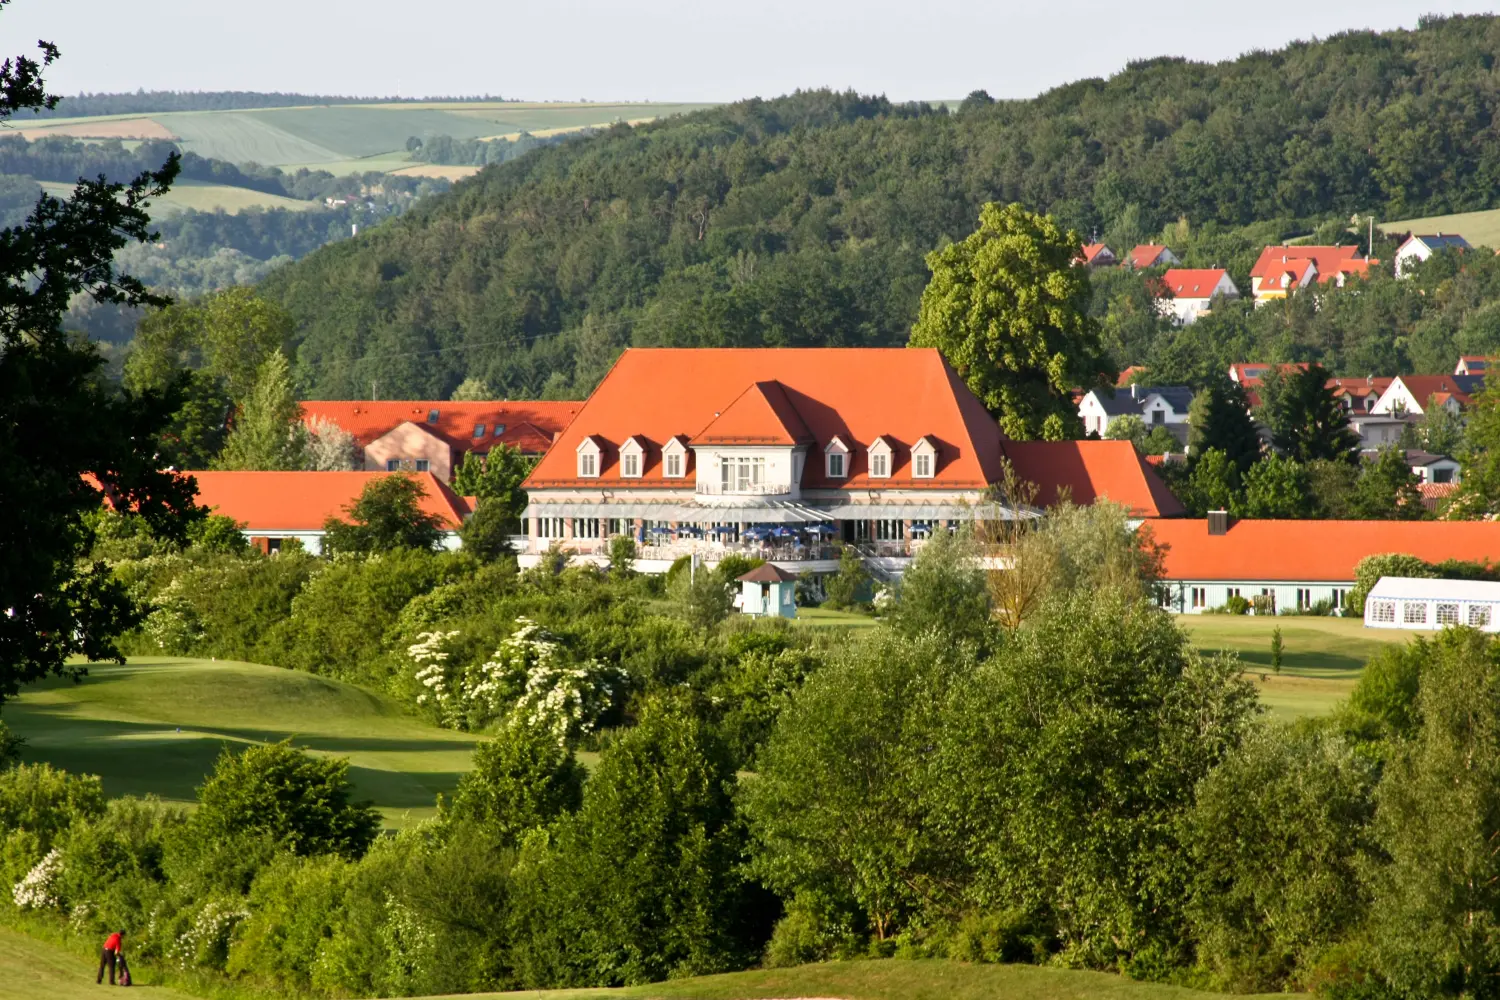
(303, 415, 357, 471)
(1184, 448, 1243, 516)
(1420, 396, 1465, 457)
(1104, 414, 1147, 444)
(214, 349, 307, 471)
(822, 546, 868, 609)
(1188, 379, 1262, 475)
(607, 534, 637, 576)
(890, 528, 990, 645)
(1451, 384, 1500, 517)
(452, 445, 534, 525)
(1350, 446, 1424, 520)
(1264, 363, 1358, 464)
(910, 202, 1110, 440)
(458, 497, 514, 561)
(193, 740, 379, 860)
(0, 12, 199, 703)
(322, 474, 447, 556)
(1239, 453, 1313, 518)
(445, 721, 585, 846)
(1306, 458, 1359, 518)
(450, 376, 495, 401)
(126, 287, 294, 406)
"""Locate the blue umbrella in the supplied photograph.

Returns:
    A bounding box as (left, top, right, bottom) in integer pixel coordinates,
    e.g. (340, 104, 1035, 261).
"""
(805, 523, 836, 536)
(742, 526, 771, 540)
(678, 525, 704, 537)
(649, 525, 672, 535)
(771, 526, 797, 538)
(710, 524, 738, 535)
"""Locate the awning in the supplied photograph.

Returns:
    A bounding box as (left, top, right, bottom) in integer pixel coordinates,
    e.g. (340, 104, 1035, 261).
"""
(818, 501, 1024, 521)
(524, 498, 1030, 523)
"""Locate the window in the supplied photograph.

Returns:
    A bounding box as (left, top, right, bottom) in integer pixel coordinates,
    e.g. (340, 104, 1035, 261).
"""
(665, 452, 683, 477)
(825, 438, 849, 479)
(575, 518, 601, 539)
(1470, 604, 1492, 628)
(1437, 603, 1460, 626)
(1227, 587, 1241, 599)
(386, 459, 401, 471)
(473, 423, 486, 438)
(1403, 602, 1428, 625)
(914, 452, 932, 478)
(1157, 585, 1172, 608)
(871, 452, 889, 477)
(827, 452, 845, 478)
(578, 451, 597, 477)
(852, 519, 871, 541)
(721, 456, 765, 492)
(427, 409, 440, 424)
(1297, 588, 1312, 609)
(1192, 587, 1207, 609)
(607, 518, 625, 536)
(493, 423, 506, 437)
(1332, 588, 1346, 609)
(622, 452, 640, 477)
(1435, 467, 1454, 484)
(1369, 600, 1397, 623)
(1150, 409, 1165, 425)
(875, 519, 904, 540)
(538, 517, 565, 539)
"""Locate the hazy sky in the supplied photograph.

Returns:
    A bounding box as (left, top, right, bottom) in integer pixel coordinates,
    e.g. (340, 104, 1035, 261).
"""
(5, 1, 1499, 103)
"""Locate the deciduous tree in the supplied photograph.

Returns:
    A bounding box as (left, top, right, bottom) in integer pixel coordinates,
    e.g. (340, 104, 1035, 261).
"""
(322, 474, 447, 555)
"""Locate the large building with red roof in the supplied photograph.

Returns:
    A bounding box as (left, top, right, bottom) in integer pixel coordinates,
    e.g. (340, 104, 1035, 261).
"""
(1249, 245, 1379, 304)
(299, 400, 582, 482)
(1148, 516, 1500, 614)
(522, 347, 1182, 575)
(191, 470, 471, 555)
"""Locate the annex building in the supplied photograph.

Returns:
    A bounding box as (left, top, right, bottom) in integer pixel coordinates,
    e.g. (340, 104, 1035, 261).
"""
(520, 347, 1181, 576)
(1147, 516, 1500, 615)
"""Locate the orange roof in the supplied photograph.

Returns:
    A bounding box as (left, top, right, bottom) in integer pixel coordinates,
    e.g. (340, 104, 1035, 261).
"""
(1160, 268, 1231, 299)
(1398, 375, 1479, 407)
(1003, 439, 1186, 518)
(526, 348, 1007, 489)
(1128, 244, 1172, 269)
(1330, 376, 1394, 399)
(1258, 257, 1315, 290)
(1146, 518, 1500, 581)
(1250, 244, 1361, 280)
(1318, 257, 1379, 284)
(1116, 365, 1149, 387)
(692, 381, 814, 446)
(299, 400, 581, 456)
(189, 471, 470, 532)
(1228, 362, 1309, 387)
(1078, 243, 1114, 264)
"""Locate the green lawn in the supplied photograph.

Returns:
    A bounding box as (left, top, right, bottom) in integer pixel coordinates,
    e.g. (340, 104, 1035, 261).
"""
(0, 926, 185, 998)
(433, 959, 1277, 1000)
(3, 658, 479, 827)
(1182, 615, 1422, 719)
(1381, 208, 1500, 248)
(792, 606, 880, 628)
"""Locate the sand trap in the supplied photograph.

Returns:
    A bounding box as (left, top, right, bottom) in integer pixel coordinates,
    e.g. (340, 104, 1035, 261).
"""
(17, 117, 177, 141)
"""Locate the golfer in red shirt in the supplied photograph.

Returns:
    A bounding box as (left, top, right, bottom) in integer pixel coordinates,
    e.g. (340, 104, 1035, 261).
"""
(97, 930, 124, 985)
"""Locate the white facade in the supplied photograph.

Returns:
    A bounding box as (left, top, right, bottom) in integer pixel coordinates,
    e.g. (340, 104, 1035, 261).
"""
(690, 443, 806, 499)
(1363, 576, 1500, 631)
(1371, 376, 1463, 416)
(1395, 234, 1471, 277)
(1158, 579, 1353, 616)
(1158, 272, 1239, 325)
(1349, 413, 1410, 450)
(1410, 455, 1461, 485)
(1078, 387, 1192, 437)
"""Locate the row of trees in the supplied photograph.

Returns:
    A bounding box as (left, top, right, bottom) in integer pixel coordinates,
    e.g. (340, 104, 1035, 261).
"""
(14, 90, 509, 118)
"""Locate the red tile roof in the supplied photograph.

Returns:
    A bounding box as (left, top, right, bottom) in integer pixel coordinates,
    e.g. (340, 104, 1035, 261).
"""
(1250, 244, 1362, 280)
(526, 348, 1007, 489)
(189, 471, 470, 532)
(1078, 243, 1114, 264)
(299, 400, 581, 456)
(1229, 362, 1310, 387)
(1003, 440, 1187, 518)
(1319, 257, 1379, 284)
(1396, 375, 1479, 408)
(1145, 518, 1500, 582)
(1116, 365, 1149, 387)
(1258, 257, 1315, 290)
(1128, 244, 1173, 269)
(692, 381, 814, 446)
(1161, 268, 1232, 299)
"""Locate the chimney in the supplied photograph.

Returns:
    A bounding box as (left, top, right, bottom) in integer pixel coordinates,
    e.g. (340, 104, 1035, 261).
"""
(1130, 383, 1140, 400)
(1208, 510, 1229, 536)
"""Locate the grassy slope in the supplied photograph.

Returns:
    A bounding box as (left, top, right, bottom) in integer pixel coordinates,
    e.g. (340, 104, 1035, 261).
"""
(4, 658, 478, 827)
(39, 178, 319, 215)
(0, 926, 185, 998)
(1182, 615, 1418, 719)
(1381, 208, 1500, 247)
(433, 959, 1278, 1000)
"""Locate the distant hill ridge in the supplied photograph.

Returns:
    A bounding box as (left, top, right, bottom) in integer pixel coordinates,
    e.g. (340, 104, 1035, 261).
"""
(255, 14, 1500, 401)
(20, 91, 513, 118)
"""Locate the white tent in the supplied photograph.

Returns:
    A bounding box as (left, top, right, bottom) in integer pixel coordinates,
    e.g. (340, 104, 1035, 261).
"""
(1364, 576, 1500, 631)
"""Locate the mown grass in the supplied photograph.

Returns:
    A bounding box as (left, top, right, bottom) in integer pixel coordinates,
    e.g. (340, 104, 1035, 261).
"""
(1381, 208, 1500, 248)
(0, 925, 186, 999)
(4, 658, 478, 828)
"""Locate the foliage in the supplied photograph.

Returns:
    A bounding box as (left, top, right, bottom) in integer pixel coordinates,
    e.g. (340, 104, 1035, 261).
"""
(1187, 380, 1262, 475)
(458, 497, 515, 562)
(1239, 453, 1314, 518)
(1262, 363, 1359, 464)
(1339, 641, 1425, 746)
(0, 15, 199, 704)
(890, 528, 991, 645)
(822, 546, 868, 610)
(1452, 383, 1500, 518)
(910, 202, 1109, 440)
(213, 348, 307, 471)
(192, 740, 379, 861)
(1349, 446, 1425, 520)
(445, 721, 585, 845)
(303, 416, 358, 471)
(127, 287, 294, 407)
(1346, 553, 1438, 616)
(607, 534, 638, 576)
(0, 764, 104, 851)
(321, 473, 447, 555)
(452, 444, 534, 523)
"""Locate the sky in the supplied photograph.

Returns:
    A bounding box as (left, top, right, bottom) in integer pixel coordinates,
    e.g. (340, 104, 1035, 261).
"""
(5, 1, 1500, 103)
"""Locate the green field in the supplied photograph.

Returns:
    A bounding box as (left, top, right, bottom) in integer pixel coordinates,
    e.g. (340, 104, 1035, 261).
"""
(3, 658, 478, 827)
(1381, 208, 1500, 248)
(1183, 615, 1419, 719)
(20, 101, 714, 172)
(39, 178, 319, 215)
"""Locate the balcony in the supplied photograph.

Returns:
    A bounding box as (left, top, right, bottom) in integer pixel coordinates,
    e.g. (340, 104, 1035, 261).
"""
(694, 481, 792, 497)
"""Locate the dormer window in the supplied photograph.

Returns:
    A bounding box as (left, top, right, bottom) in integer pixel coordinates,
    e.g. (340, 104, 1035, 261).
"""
(662, 437, 687, 478)
(473, 423, 486, 438)
(868, 436, 893, 479)
(912, 436, 937, 479)
(427, 409, 440, 424)
(620, 437, 644, 478)
(494, 423, 506, 437)
(824, 436, 849, 479)
(576, 436, 602, 478)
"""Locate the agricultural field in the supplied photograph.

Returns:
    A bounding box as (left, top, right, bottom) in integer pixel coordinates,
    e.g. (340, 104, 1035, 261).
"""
(38, 178, 319, 215)
(1381, 207, 1500, 247)
(18, 101, 714, 172)
(3, 657, 480, 828)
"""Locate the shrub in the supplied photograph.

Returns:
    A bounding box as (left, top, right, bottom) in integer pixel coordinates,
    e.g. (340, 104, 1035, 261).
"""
(1346, 554, 1436, 617)
(0, 764, 105, 851)
(822, 546, 868, 609)
(445, 722, 586, 845)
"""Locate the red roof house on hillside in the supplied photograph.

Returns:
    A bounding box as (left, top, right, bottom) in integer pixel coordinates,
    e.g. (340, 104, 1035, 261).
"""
(1156, 269, 1239, 324)
(1076, 243, 1118, 267)
(299, 400, 582, 482)
(1147, 517, 1500, 615)
(191, 470, 471, 555)
(1126, 244, 1180, 269)
(522, 347, 1183, 576)
(1249, 245, 1378, 304)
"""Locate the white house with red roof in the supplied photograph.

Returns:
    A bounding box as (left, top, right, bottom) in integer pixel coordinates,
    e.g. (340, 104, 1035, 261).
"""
(1249, 245, 1378, 305)
(1076, 243, 1117, 267)
(299, 400, 581, 482)
(1371, 374, 1485, 416)
(521, 348, 1183, 576)
(1156, 269, 1239, 324)
(1125, 244, 1180, 269)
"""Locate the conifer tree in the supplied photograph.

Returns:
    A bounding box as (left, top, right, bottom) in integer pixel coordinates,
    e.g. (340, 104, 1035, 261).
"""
(1266, 363, 1359, 464)
(1187, 379, 1262, 476)
(214, 349, 307, 471)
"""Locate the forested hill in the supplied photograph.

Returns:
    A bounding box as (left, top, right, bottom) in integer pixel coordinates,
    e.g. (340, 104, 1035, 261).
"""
(266, 14, 1500, 400)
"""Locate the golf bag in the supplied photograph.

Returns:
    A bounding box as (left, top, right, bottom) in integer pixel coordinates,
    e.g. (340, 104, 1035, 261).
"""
(116, 953, 131, 987)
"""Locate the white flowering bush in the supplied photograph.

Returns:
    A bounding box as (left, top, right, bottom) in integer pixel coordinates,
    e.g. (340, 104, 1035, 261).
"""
(514, 655, 625, 742)
(140, 578, 204, 653)
(375, 895, 439, 995)
(166, 899, 250, 971)
(408, 630, 461, 726)
(13, 848, 63, 909)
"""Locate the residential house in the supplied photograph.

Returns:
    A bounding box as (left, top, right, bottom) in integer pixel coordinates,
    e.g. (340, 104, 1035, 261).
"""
(1076, 243, 1118, 267)
(1456, 355, 1495, 376)
(1157, 268, 1239, 324)
(1076, 384, 1193, 442)
(1406, 450, 1462, 485)
(1126, 244, 1180, 269)
(1371, 374, 1483, 416)
(1348, 411, 1412, 451)
(519, 348, 1185, 578)
(1248, 245, 1379, 305)
(1395, 233, 1471, 277)
(1364, 577, 1500, 632)
(1148, 516, 1500, 615)
(190, 470, 471, 555)
(299, 400, 582, 482)
(1328, 375, 1395, 415)
(1115, 365, 1149, 387)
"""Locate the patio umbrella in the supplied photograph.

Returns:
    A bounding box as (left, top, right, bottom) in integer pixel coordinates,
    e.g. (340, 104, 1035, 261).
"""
(805, 524, 836, 536)
(742, 526, 772, 540)
(678, 525, 704, 537)
(709, 525, 738, 535)
(771, 526, 798, 539)
(649, 525, 673, 535)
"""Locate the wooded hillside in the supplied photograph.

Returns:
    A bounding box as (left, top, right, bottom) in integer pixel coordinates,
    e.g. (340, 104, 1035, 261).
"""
(264, 15, 1500, 399)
